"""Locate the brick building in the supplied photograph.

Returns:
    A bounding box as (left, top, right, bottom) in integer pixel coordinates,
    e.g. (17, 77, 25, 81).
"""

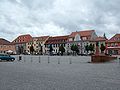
(12, 34, 32, 54)
(106, 34, 120, 55)
(45, 35, 69, 55)
(26, 36, 49, 54)
(0, 38, 15, 54)
(67, 30, 98, 54)
(90, 36, 107, 54)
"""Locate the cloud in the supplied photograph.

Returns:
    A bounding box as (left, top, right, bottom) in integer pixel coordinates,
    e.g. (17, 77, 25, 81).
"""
(0, 0, 120, 41)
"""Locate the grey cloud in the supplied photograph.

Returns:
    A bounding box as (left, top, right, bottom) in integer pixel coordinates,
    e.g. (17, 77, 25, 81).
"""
(0, 0, 120, 41)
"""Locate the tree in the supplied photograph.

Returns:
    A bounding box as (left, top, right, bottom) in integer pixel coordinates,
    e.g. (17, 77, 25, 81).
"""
(39, 43, 43, 55)
(100, 43, 106, 53)
(85, 44, 89, 54)
(71, 44, 79, 55)
(74, 45, 79, 55)
(59, 44, 65, 56)
(103, 33, 107, 39)
(71, 44, 75, 55)
(49, 44, 53, 55)
(89, 44, 94, 53)
(71, 44, 75, 52)
(30, 45, 34, 55)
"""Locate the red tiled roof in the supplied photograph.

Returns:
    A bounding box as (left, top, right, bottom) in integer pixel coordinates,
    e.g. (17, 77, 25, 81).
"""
(45, 35, 69, 44)
(12, 34, 32, 44)
(69, 30, 95, 38)
(0, 38, 14, 45)
(18, 34, 31, 37)
(79, 30, 95, 37)
(107, 34, 120, 43)
(91, 36, 107, 42)
(33, 36, 49, 41)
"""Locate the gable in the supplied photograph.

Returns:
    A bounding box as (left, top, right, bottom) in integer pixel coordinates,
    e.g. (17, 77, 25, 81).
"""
(74, 34, 81, 41)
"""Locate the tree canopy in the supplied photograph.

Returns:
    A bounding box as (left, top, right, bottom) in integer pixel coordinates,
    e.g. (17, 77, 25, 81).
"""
(59, 44, 65, 55)
(100, 43, 106, 53)
(30, 45, 34, 54)
(71, 44, 79, 55)
(49, 44, 53, 52)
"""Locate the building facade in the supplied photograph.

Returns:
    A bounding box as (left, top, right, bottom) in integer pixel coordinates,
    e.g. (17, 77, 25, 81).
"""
(12, 34, 32, 54)
(90, 36, 107, 54)
(66, 30, 98, 54)
(106, 34, 120, 55)
(0, 38, 15, 54)
(45, 35, 69, 55)
(26, 36, 49, 54)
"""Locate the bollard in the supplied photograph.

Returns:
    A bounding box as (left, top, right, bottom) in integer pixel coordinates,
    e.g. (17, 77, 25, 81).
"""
(18, 55, 22, 61)
(58, 58, 60, 64)
(31, 56, 33, 62)
(24, 56, 26, 62)
(39, 56, 41, 63)
(48, 56, 50, 63)
(17, 56, 19, 61)
(69, 57, 72, 64)
(118, 58, 120, 64)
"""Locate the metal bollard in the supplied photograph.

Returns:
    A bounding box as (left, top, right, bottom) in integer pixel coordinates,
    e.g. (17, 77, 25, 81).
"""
(24, 56, 26, 62)
(39, 56, 41, 63)
(18, 55, 22, 61)
(69, 57, 72, 64)
(48, 56, 50, 63)
(58, 58, 60, 64)
(31, 56, 33, 62)
(118, 58, 120, 64)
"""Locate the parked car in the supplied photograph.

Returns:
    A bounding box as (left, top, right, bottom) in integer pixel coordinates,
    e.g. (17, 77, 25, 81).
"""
(0, 53, 15, 61)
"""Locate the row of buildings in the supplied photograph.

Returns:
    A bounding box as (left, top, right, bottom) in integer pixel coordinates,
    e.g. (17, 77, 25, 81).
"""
(0, 30, 120, 55)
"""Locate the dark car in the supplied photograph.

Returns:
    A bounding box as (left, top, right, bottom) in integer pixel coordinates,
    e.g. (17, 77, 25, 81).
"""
(0, 53, 15, 61)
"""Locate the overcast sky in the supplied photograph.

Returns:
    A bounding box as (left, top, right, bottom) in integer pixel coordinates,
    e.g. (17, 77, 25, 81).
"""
(0, 0, 120, 41)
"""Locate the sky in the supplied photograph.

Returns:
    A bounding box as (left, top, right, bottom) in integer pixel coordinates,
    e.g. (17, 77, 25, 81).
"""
(0, 0, 120, 41)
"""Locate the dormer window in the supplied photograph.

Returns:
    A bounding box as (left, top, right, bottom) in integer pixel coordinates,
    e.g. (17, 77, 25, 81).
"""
(74, 34, 81, 41)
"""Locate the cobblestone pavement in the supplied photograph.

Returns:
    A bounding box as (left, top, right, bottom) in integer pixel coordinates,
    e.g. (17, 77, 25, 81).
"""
(0, 55, 120, 90)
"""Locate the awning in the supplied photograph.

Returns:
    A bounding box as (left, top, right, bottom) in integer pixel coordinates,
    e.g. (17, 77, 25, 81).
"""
(106, 47, 120, 49)
(6, 50, 13, 53)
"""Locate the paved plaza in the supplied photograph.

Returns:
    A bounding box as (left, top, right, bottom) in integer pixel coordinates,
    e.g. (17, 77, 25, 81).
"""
(0, 55, 120, 90)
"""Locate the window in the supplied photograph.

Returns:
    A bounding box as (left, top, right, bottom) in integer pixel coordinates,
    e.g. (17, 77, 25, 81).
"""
(107, 43, 110, 47)
(53, 44, 55, 47)
(114, 50, 118, 55)
(69, 38, 73, 41)
(111, 43, 115, 47)
(82, 37, 87, 40)
(115, 43, 118, 46)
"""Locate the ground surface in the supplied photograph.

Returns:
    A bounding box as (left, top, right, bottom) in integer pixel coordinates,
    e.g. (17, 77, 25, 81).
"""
(0, 55, 120, 90)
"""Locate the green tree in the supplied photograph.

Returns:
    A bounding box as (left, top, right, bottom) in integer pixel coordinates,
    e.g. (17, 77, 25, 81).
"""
(103, 33, 107, 39)
(30, 45, 34, 55)
(74, 45, 79, 55)
(71, 44, 75, 55)
(71, 44, 74, 51)
(71, 44, 79, 55)
(85, 44, 89, 54)
(89, 44, 94, 53)
(49, 44, 53, 55)
(100, 43, 106, 53)
(39, 43, 43, 55)
(59, 44, 65, 56)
